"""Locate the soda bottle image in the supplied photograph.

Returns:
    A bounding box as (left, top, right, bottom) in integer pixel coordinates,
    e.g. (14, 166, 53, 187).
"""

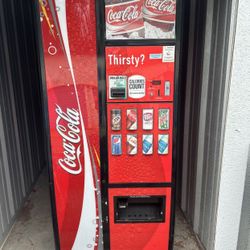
(143, 109, 153, 130)
(142, 134, 153, 154)
(158, 109, 169, 130)
(158, 134, 169, 154)
(111, 109, 122, 130)
(105, 0, 145, 39)
(126, 109, 137, 130)
(111, 135, 122, 155)
(142, 0, 176, 38)
(127, 134, 137, 155)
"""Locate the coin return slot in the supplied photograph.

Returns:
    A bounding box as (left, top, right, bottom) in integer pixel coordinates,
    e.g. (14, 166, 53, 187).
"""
(110, 88, 126, 99)
(114, 196, 165, 223)
(151, 80, 161, 85)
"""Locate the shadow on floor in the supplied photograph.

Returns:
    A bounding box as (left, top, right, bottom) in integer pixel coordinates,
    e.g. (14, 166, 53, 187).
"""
(2, 170, 201, 250)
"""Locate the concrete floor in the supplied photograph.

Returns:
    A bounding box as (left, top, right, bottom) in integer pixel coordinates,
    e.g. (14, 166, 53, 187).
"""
(1, 170, 201, 250)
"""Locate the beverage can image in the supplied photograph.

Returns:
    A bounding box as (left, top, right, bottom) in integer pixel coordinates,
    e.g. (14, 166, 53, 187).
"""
(143, 109, 154, 130)
(126, 109, 137, 130)
(127, 134, 138, 155)
(158, 134, 169, 154)
(158, 109, 169, 130)
(111, 109, 121, 130)
(111, 134, 122, 155)
(142, 134, 153, 154)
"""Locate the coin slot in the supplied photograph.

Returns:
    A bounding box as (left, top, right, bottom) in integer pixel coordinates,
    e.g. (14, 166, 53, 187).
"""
(151, 80, 161, 85)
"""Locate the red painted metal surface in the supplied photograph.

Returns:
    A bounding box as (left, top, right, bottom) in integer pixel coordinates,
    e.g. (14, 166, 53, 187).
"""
(106, 45, 175, 249)
(109, 187, 172, 250)
(106, 46, 175, 103)
(107, 102, 173, 183)
(39, 1, 101, 249)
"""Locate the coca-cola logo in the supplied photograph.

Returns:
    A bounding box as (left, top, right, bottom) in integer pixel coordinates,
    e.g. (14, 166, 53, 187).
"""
(107, 5, 140, 24)
(143, 113, 153, 121)
(145, 0, 175, 13)
(55, 105, 82, 175)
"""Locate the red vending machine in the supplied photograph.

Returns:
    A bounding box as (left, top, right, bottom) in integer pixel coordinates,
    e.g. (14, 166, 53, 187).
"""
(105, 46, 175, 249)
(38, 0, 180, 249)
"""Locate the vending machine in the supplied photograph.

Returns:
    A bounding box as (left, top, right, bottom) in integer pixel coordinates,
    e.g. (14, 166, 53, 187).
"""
(38, 0, 180, 249)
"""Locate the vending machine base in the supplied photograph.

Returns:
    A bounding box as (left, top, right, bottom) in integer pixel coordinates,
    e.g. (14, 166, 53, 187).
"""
(109, 188, 172, 250)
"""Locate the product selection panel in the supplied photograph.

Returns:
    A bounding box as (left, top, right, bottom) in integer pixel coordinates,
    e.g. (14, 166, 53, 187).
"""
(106, 46, 175, 183)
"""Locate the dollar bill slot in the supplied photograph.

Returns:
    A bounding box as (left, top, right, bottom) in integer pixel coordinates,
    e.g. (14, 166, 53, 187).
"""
(110, 88, 126, 99)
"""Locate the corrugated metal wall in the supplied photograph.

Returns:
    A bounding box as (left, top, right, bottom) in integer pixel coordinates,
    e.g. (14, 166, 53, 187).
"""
(178, 0, 237, 249)
(0, 0, 46, 246)
(237, 148, 250, 250)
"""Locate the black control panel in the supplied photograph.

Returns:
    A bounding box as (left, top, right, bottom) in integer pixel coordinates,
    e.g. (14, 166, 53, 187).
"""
(114, 196, 166, 223)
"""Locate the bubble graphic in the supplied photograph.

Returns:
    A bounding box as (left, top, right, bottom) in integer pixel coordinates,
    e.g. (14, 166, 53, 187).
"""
(42, 0, 47, 7)
(48, 45, 57, 55)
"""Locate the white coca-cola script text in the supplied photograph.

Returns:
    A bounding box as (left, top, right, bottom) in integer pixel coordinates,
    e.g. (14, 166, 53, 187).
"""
(55, 105, 82, 175)
(107, 5, 140, 24)
(145, 0, 175, 13)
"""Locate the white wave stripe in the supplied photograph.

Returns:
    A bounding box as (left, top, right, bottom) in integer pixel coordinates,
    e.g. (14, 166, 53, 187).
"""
(55, 1, 97, 249)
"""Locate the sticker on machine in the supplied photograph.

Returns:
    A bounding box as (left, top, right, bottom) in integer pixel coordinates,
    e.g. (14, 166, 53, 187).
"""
(143, 109, 153, 130)
(128, 75, 146, 99)
(158, 109, 170, 130)
(126, 109, 137, 130)
(158, 134, 169, 155)
(162, 46, 175, 63)
(111, 134, 122, 155)
(127, 134, 137, 155)
(109, 75, 127, 99)
(142, 134, 153, 155)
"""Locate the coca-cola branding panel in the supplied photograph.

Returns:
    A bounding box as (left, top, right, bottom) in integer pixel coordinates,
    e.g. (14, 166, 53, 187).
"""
(39, 0, 102, 249)
(105, 0, 176, 39)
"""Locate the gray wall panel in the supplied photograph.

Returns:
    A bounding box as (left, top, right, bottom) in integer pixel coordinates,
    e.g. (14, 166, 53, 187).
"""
(0, 0, 46, 246)
(180, 0, 238, 249)
(237, 147, 250, 250)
